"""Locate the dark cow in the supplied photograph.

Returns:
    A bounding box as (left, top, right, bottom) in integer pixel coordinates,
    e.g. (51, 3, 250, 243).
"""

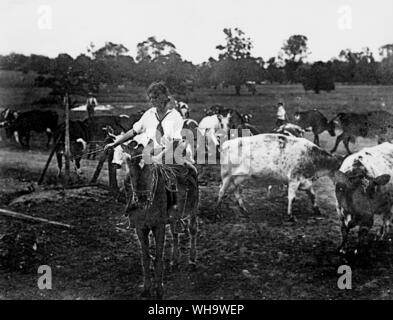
(204, 105, 226, 116)
(54, 120, 88, 176)
(330, 110, 393, 154)
(84, 114, 140, 160)
(335, 143, 393, 254)
(227, 109, 260, 136)
(0, 109, 58, 148)
(294, 109, 336, 146)
(55, 114, 141, 175)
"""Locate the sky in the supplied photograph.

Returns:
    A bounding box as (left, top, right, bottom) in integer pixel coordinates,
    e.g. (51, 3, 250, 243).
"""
(1, 0, 392, 64)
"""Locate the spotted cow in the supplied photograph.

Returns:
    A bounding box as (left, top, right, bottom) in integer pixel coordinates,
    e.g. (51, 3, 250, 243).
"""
(335, 143, 393, 254)
(216, 134, 343, 221)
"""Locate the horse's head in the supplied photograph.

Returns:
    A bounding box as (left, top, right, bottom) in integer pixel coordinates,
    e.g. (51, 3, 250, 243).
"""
(122, 139, 158, 209)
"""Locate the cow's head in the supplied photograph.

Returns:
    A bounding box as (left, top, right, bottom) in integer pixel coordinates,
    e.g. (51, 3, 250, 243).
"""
(219, 110, 232, 131)
(275, 123, 305, 138)
(177, 102, 190, 119)
(327, 120, 336, 137)
(242, 113, 253, 124)
(294, 112, 301, 122)
(334, 162, 390, 228)
(0, 108, 18, 128)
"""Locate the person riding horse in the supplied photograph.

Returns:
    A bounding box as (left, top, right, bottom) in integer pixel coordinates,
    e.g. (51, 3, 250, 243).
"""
(104, 81, 196, 229)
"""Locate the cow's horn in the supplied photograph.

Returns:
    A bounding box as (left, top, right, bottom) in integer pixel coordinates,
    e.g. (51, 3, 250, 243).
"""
(76, 138, 87, 151)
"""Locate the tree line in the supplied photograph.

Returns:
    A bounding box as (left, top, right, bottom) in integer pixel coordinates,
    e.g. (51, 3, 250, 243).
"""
(1, 29, 393, 96)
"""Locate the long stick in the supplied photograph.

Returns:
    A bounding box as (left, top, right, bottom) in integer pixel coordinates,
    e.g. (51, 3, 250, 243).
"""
(38, 134, 63, 185)
(0, 208, 73, 229)
(91, 151, 108, 183)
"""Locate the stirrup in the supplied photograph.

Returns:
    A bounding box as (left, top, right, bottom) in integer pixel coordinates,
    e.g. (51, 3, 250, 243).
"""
(117, 215, 132, 230)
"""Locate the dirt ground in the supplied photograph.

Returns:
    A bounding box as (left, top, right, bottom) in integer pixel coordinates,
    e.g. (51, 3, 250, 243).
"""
(1, 132, 393, 300)
(2, 85, 393, 300)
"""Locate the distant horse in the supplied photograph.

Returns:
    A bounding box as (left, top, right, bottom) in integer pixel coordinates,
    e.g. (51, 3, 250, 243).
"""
(120, 141, 199, 299)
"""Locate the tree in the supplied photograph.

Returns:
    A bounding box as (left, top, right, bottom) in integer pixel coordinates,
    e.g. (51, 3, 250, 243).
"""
(265, 57, 286, 84)
(86, 42, 135, 89)
(377, 55, 393, 84)
(21, 54, 51, 74)
(216, 28, 253, 60)
(0, 53, 29, 71)
(298, 61, 335, 94)
(136, 36, 176, 62)
(281, 35, 309, 83)
(282, 35, 309, 62)
(90, 42, 129, 59)
(334, 48, 378, 84)
(214, 28, 259, 95)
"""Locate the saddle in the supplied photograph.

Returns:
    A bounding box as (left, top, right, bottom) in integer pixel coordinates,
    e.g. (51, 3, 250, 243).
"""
(161, 163, 198, 210)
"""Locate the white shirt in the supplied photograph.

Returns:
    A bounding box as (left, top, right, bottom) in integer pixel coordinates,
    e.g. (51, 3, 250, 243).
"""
(87, 97, 98, 106)
(277, 106, 286, 120)
(133, 107, 184, 147)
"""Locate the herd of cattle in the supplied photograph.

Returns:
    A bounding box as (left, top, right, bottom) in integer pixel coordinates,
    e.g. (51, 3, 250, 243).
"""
(2, 104, 393, 257)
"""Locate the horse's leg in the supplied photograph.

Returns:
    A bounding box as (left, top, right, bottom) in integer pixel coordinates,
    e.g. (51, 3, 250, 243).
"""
(189, 211, 198, 269)
(136, 226, 152, 298)
(169, 223, 180, 270)
(152, 225, 166, 300)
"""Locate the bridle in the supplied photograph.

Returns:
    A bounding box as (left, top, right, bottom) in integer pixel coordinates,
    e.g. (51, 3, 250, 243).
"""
(126, 161, 159, 212)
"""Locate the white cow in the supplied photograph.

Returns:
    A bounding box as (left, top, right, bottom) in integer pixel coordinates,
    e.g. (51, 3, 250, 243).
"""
(216, 134, 343, 221)
(198, 111, 231, 148)
(335, 143, 393, 253)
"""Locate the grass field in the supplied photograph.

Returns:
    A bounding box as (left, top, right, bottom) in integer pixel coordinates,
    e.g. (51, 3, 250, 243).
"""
(2, 78, 393, 300)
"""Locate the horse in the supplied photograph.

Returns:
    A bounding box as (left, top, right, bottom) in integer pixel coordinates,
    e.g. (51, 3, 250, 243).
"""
(120, 140, 199, 299)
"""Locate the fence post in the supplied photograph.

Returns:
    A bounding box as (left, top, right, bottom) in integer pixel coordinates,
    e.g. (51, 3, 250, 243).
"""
(64, 93, 71, 185)
(38, 134, 63, 185)
(107, 148, 118, 192)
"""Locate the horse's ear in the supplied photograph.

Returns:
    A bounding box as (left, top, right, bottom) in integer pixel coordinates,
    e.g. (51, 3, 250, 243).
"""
(137, 144, 144, 151)
(121, 143, 133, 155)
(129, 141, 138, 149)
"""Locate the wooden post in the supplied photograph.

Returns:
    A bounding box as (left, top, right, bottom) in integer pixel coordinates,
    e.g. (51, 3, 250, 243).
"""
(38, 134, 63, 185)
(107, 148, 118, 192)
(91, 151, 108, 183)
(64, 93, 71, 185)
